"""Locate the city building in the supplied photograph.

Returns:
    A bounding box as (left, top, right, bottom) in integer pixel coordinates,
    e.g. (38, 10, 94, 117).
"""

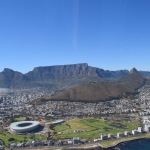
(100, 135, 108, 140)
(132, 130, 138, 135)
(137, 127, 142, 133)
(108, 134, 114, 138)
(73, 138, 80, 145)
(144, 124, 150, 132)
(117, 132, 124, 138)
(124, 131, 129, 136)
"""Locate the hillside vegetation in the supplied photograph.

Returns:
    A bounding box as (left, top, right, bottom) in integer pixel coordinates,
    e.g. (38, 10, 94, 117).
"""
(43, 68, 146, 102)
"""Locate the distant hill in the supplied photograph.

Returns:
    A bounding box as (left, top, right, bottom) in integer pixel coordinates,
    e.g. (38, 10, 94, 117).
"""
(42, 68, 146, 102)
(0, 68, 30, 88)
(139, 71, 150, 79)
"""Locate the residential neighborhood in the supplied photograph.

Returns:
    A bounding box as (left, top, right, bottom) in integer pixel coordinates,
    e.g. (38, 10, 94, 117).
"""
(0, 80, 150, 149)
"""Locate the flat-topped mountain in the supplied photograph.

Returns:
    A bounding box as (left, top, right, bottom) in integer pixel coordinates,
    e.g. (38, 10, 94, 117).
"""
(0, 63, 129, 89)
(42, 68, 146, 102)
(26, 63, 130, 80)
(26, 63, 99, 80)
(0, 63, 149, 89)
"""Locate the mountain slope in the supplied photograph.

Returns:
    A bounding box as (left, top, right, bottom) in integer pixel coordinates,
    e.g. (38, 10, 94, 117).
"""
(140, 71, 150, 79)
(44, 68, 146, 102)
(0, 68, 30, 88)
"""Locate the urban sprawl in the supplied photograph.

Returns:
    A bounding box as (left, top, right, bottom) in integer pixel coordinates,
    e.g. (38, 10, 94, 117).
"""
(1, 81, 150, 149)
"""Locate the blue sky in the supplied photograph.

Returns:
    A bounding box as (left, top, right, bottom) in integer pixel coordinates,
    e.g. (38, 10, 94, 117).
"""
(0, 0, 150, 73)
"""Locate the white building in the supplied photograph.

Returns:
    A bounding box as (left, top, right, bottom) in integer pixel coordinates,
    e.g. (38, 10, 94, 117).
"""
(117, 132, 124, 138)
(108, 134, 114, 138)
(132, 130, 138, 135)
(100, 135, 108, 140)
(144, 124, 150, 132)
(10, 143, 17, 148)
(73, 138, 80, 145)
(124, 131, 129, 136)
(137, 127, 142, 133)
(68, 140, 73, 145)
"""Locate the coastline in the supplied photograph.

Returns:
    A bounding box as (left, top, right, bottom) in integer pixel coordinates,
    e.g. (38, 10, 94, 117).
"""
(100, 133, 150, 149)
(5, 133, 150, 150)
(16, 143, 102, 150)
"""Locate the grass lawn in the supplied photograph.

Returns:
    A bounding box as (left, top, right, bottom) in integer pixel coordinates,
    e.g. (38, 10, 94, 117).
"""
(54, 117, 141, 140)
(0, 131, 46, 147)
(14, 117, 26, 121)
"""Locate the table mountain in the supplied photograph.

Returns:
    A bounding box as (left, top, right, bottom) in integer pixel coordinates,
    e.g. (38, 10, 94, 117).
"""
(0, 63, 149, 89)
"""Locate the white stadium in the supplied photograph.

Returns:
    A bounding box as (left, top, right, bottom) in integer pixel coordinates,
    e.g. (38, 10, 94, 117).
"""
(10, 121, 40, 133)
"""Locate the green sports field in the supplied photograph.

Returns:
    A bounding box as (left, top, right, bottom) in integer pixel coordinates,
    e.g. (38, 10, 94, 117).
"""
(54, 117, 141, 140)
(14, 117, 26, 121)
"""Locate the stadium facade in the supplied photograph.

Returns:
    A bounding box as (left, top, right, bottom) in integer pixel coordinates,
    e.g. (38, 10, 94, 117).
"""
(10, 121, 39, 133)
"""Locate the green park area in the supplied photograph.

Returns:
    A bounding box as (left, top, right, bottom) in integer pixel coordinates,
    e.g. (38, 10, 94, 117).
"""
(14, 117, 26, 121)
(0, 131, 46, 147)
(0, 116, 142, 147)
(54, 117, 141, 140)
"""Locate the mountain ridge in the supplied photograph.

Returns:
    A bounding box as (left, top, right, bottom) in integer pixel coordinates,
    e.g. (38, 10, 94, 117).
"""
(0, 63, 149, 89)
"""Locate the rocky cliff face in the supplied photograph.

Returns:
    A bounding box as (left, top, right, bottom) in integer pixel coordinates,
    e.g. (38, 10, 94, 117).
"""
(25, 63, 129, 81)
(0, 63, 148, 89)
(26, 63, 99, 80)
